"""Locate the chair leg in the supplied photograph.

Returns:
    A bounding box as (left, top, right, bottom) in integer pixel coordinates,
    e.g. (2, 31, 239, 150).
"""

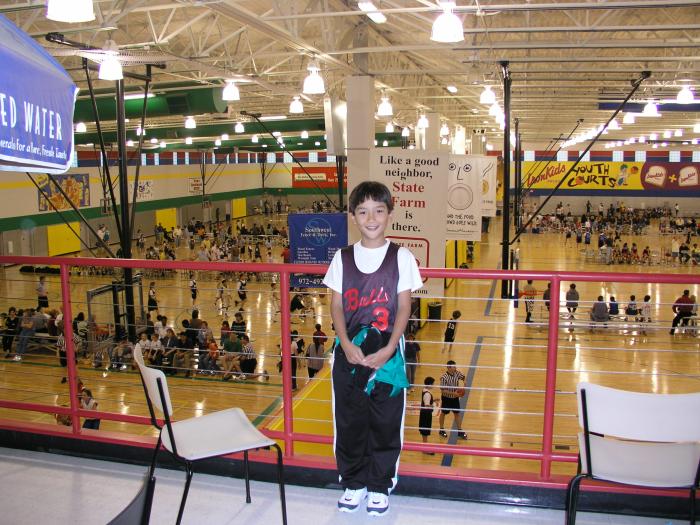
(274, 444, 288, 525)
(565, 474, 585, 525)
(148, 434, 162, 479)
(244, 450, 251, 504)
(176, 462, 194, 525)
(691, 486, 696, 525)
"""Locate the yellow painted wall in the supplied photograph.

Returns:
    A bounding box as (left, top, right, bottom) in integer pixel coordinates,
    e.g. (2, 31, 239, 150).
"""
(231, 197, 247, 219)
(155, 208, 177, 230)
(47, 222, 81, 256)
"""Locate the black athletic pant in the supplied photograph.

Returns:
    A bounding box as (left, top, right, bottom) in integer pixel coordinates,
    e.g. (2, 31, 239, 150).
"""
(332, 347, 405, 495)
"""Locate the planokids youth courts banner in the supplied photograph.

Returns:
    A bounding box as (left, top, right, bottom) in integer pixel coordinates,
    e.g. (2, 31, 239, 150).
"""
(446, 154, 482, 241)
(289, 213, 347, 287)
(0, 15, 78, 174)
(369, 148, 447, 298)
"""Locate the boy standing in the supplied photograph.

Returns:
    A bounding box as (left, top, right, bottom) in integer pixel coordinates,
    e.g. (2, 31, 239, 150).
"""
(323, 181, 422, 516)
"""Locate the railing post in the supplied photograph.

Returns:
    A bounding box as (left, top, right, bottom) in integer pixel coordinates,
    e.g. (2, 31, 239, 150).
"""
(59, 264, 80, 435)
(540, 275, 561, 479)
(278, 269, 294, 457)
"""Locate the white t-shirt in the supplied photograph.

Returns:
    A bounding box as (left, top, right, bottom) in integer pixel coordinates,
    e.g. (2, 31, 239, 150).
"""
(323, 240, 423, 294)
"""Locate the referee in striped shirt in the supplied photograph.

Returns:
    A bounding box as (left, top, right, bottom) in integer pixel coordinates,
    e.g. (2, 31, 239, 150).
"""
(438, 360, 467, 439)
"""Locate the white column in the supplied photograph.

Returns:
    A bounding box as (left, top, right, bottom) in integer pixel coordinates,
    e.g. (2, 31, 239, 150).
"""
(425, 112, 440, 151)
(452, 125, 466, 155)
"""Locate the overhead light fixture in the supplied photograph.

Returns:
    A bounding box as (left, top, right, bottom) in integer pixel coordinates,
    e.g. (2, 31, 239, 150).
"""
(446, 85, 458, 93)
(160, 141, 166, 148)
(440, 123, 449, 136)
(358, 1, 387, 24)
(221, 133, 229, 141)
(488, 103, 501, 117)
(431, 1, 464, 43)
(123, 92, 155, 101)
(272, 131, 281, 137)
(675, 129, 683, 137)
(374, 139, 378, 146)
(694, 123, 700, 133)
(297, 142, 304, 146)
(314, 141, 321, 146)
(385, 122, 394, 133)
(663, 130, 672, 138)
(234, 122, 245, 133)
(262, 144, 268, 148)
(289, 96, 304, 114)
(608, 119, 621, 130)
(441, 137, 448, 145)
(401, 127, 410, 137)
(377, 93, 393, 117)
(661, 142, 668, 147)
(417, 114, 429, 129)
(251, 134, 259, 143)
(150, 138, 158, 144)
(46, 0, 95, 23)
(641, 101, 660, 117)
(136, 126, 146, 136)
(382, 140, 389, 147)
(302, 59, 325, 95)
(677, 85, 695, 104)
(652, 143, 659, 149)
(629, 137, 636, 144)
(480, 85, 496, 105)
(126, 140, 134, 147)
(184, 116, 196, 129)
(649, 133, 658, 141)
(301, 130, 309, 139)
(486, 143, 494, 151)
(260, 115, 287, 121)
(222, 80, 240, 101)
(75, 122, 87, 133)
(215, 139, 221, 146)
(185, 137, 193, 145)
(98, 40, 122, 81)
(692, 138, 699, 145)
(639, 135, 646, 143)
(622, 112, 635, 124)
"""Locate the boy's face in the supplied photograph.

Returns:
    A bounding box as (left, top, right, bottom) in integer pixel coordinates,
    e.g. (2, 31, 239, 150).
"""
(351, 198, 391, 247)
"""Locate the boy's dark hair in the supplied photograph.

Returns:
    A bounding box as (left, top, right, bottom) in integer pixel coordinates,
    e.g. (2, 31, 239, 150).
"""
(446, 360, 456, 366)
(348, 181, 394, 214)
(452, 310, 461, 319)
(424, 376, 435, 386)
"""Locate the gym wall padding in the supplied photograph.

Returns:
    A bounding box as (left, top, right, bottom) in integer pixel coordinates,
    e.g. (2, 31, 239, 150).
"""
(231, 197, 247, 219)
(154, 208, 177, 230)
(47, 222, 81, 256)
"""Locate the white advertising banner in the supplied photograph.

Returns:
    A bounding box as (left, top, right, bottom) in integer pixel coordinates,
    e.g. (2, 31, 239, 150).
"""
(370, 148, 447, 298)
(188, 177, 203, 195)
(446, 155, 482, 241)
(479, 155, 498, 217)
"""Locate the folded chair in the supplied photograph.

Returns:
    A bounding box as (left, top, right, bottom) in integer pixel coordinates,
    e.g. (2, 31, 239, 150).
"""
(566, 381, 700, 525)
(134, 349, 287, 525)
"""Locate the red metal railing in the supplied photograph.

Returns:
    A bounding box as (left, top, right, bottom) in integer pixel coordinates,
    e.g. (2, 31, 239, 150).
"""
(0, 255, 697, 486)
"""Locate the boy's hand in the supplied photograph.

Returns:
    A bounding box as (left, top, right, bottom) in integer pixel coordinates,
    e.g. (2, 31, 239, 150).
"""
(362, 346, 393, 370)
(342, 342, 365, 365)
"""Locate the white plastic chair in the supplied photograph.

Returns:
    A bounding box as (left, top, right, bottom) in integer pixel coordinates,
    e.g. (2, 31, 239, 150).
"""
(566, 382, 700, 525)
(134, 348, 287, 525)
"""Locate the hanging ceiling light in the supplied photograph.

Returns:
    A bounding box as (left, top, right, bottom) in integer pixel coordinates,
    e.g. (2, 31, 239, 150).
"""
(184, 116, 196, 129)
(234, 122, 245, 133)
(222, 80, 240, 101)
(446, 85, 458, 93)
(431, 1, 464, 43)
(385, 122, 395, 133)
(488, 103, 501, 117)
(98, 40, 122, 81)
(136, 126, 146, 136)
(677, 85, 695, 104)
(221, 133, 229, 141)
(150, 138, 158, 144)
(160, 141, 166, 148)
(622, 112, 635, 124)
(674, 129, 683, 137)
(75, 122, 87, 133)
(479, 85, 496, 105)
(185, 137, 193, 145)
(46, 0, 95, 23)
(382, 140, 389, 147)
(439, 122, 449, 136)
(694, 123, 700, 133)
(608, 119, 621, 130)
(251, 134, 259, 143)
(289, 96, 304, 114)
(649, 133, 658, 141)
(663, 130, 672, 138)
(301, 130, 309, 139)
(302, 59, 325, 95)
(126, 140, 134, 147)
(417, 114, 429, 129)
(401, 127, 410, 137)
(641, 101, 660, 117)
(358, 1, 387, 24)
(215, 139, 222, 146)
(377, 93, 393, 117)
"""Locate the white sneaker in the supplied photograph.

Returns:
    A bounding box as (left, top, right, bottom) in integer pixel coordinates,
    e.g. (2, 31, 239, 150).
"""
(337, 487, 367, 513)
(13, 355, 22, 361)
(366, 492, 389, 516)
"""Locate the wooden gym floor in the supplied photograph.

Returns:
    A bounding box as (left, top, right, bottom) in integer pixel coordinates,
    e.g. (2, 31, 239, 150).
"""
(0, 214, 698, 477)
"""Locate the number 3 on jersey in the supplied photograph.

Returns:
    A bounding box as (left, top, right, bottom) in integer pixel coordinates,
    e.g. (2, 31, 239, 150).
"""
(372, 306, 389, 331)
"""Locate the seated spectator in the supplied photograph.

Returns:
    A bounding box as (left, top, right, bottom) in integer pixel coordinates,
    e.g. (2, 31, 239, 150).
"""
(160, 328, 178, 375)
(221, 333, 243, 381)
(590, 296, 610, 324)
(110, 336, 133, 370)
(625, 295, 639, 320)
(3, 307, 19, 357)
(199, 340, 221, 373)
(173, 332, 193, 378)
(608, 296, 619, 316)
(80, 388, 100, 430)
(148, 333, 164, 367)
(239, 334, 268, 381)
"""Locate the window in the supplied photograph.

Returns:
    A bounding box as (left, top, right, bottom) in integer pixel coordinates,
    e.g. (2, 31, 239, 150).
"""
(309, 151, 318, 163)
(669, 150, 681, 162)
(579, 150, 590, 161)
(634, 150, 646, 162)
(612, 150, 623, 162)
(141, 153, 147, 165)
(327, 154, 336, 162)
(284, 152, 293, 163)
(184, 152, 190, 165)
(692, 151, 700, 162)
(557, 150, 568, 162)
(153, 153, 159, 166)
(266, 152, 276, 163)
(524, 150, 535, 161)
(173, 152, 178, 165)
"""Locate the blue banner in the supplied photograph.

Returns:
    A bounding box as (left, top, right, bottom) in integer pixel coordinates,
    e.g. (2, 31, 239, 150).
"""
(0, 15, 78, 174)
(289, 213, 347, 287)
